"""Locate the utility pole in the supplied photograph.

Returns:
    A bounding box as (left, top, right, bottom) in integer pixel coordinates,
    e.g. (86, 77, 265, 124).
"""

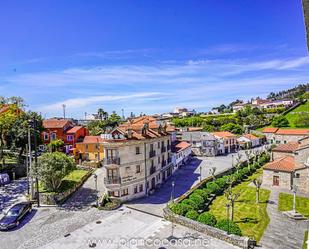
(28, 125, 34, 199)
(33, 118, 40, 207)
(121, 108, 125, 120)
(62, 104, 66, 119)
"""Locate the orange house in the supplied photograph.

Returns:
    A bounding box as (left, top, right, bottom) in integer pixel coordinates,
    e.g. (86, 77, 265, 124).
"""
(75, 136, 104, 162)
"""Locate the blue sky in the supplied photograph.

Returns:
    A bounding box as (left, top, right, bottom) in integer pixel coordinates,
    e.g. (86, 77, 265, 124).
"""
(0, 0, 308, 118)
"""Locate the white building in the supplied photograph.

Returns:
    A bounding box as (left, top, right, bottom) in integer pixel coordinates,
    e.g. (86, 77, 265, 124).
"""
(171, 141, 192, 171)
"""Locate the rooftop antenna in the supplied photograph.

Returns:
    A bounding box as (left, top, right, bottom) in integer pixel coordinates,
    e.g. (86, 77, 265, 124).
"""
(62, 104, 66, 119)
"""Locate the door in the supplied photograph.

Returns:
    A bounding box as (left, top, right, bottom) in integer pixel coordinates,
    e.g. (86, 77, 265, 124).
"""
(151, 177, 155, 190)
(273, 176, 279, 186)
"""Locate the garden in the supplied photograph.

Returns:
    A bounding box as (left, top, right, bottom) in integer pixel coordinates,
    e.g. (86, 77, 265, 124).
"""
(169, 152, 271, 242)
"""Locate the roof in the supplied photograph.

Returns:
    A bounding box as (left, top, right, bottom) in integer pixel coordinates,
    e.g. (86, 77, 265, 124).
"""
(211, 131, 237, 139)
(172, 141, 191, 153)
(81, 136, 105, 144)
(275, 129, 309, 136)
(43, 119, 72, 129)
(188, 127, 203, 132)
(243, 134, 259, 140)
(262, 127, 279, 133)
(182, 131, 216, 141)
(263, 156, 295, 172)
(273, 142, 299, 153)
(66, 126, 84, 134)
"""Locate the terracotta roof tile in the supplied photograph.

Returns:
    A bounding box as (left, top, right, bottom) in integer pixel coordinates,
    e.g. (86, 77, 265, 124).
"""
(276, 129, 309, 136)
(273, 142, 299, 153)
(66, 126, 84, 134)
(243, 134, 259, 140)
(211, 131, 237, 139)
(263, 156, 295, 172)
(81, 136, 105, 144)
(262, 127, 279, 133)
(43, 119, 72, 129)
(172, 141, 191, 153)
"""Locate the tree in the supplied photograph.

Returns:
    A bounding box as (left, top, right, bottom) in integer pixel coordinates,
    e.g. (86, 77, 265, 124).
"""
(35, 152, 76, 191)
(220, 123, 243, 134)
(97, 108, 108, 121)
(209, 167, 217, 180)
(224, 187, 241, 221)
(253, 177, 263, 203)
(294, 114, 309, 127)
(48, 139, 64, 152)
(271, 115, 289, 127)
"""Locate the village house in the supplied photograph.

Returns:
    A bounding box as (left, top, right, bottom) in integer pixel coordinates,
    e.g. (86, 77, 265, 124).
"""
(262, 127, 309, 144)
(102, 116, 173, 201)
(75, 136, 104, 163)
(262, 136, 309, 195)
(237, 133, 261, 149)
(181, 131, 223, 156)
(41, 118, 88, 153)
(211, 131, 238, 154)
(171, 141, 192, 171)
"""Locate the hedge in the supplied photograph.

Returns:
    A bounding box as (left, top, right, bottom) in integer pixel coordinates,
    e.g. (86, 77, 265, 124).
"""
(197, 212, 217, 226)
(185, 210, 199, 220)
(215, 219, 242, 236)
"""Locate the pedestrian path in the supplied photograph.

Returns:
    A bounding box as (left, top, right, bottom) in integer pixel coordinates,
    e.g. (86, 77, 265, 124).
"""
(259, 189, 307, 249)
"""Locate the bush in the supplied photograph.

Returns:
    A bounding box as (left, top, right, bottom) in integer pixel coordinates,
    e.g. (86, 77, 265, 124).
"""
(206, 182, 221, 195)
(271, 115, 289, 127)
(215, 177, 228, 189)
(189, 193, 205, 210)
(182, 199, 200, 210)
(239, 167, 249, 177)
(185, 210, 199, 220)
(197, 212, 217, 226)
(215, 219, 242, 236)
(170, 203, 193, 216)
(193, 189, 210, 201)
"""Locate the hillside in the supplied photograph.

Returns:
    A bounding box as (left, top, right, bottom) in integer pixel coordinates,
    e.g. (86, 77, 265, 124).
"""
(284, 101, 309, 128)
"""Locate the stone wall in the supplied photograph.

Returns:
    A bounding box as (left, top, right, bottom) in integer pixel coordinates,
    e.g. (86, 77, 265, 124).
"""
(273, 151, 293, 160)
(274, 134, 307, 144)
(163, 207, 256, 249)
(295, 167, 309, 194)
(262, 169, 292, 190)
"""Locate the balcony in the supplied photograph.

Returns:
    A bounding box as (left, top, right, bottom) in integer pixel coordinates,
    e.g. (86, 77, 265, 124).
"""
(150, 166, 156, 175)
(104, 176, 121, 185)
(104, 157, 121, 165)
(161, 146, 166, 153)
(149, 150, 156, 158)
(167, 157, 172, 164)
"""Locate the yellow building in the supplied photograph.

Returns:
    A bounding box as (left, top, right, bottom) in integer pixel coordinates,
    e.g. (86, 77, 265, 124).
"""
(75, 136, 104, 162)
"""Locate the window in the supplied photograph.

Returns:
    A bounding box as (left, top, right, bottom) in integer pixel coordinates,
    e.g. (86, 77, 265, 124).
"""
(109, 190, 119, 197)
(136, 165, 140, 173)
(121, 188, 128, 196)
(158, 142, 160, 148)
(295, 173, 300, 178)
(136, 146, 140, 155)
(158, 157, 160, 164)
(125, 166, 130, 173)
(51, 133, 57, 141)
(134, 186, 138, 194)
(85, 144, 89, 151)
(284, 141, 287, 144)
(67, 135, 74, 141)
(44, 133, 49, 141)
(139, 184, 143, 192)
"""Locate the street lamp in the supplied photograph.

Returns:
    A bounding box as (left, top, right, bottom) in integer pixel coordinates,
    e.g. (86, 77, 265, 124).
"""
(226, 203, 230, 234)
(292, 184, 298, 213)
(93, 174, 98, 207)
(170, 181, 175, 202)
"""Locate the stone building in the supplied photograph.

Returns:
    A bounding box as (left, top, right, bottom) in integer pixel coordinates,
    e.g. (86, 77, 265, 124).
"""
(102, 117, 173, 201)
(262, 136, 309, 195)
(262, 128, 309, 144)
(181, 131, 223, 156)
(212, 131, 238, 154)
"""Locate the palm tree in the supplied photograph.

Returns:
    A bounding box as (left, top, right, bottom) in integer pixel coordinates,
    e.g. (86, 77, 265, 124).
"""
(97, 108, 108, 121)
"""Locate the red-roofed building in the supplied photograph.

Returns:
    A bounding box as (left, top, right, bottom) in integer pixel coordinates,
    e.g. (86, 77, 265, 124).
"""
(212, 131, 238, 153)
(171, 141, 192, 170)
(75, 136, 104, 162)
(263, 137, 309, 194)
(262, 128, 309, 144)
(41, 118, 88, 153)
(237, 133, 261, 149)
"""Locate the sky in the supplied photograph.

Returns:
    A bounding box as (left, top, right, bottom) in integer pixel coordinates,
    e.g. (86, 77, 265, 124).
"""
(0, 0, 308, 118)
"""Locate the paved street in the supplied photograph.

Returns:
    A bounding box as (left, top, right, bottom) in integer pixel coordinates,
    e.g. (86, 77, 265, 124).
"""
(41, 207, 237, 249)
(0, 178, 28, 213)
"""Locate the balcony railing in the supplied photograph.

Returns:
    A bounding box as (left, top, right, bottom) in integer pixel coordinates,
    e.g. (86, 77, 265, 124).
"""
(149, 150, 156, 158)
(104, 157, 121, 165)
(150, 166, 156, 175)
(161, 146, 166, 153)
(161, 160, 167, 168)
(104, 176, 121, 185)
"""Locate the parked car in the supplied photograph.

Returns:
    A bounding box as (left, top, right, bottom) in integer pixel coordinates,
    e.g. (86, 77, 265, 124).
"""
(0, 202, 32, 230)
(0, 173, 10, 186)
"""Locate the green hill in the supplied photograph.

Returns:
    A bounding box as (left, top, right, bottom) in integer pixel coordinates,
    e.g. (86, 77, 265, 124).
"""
(284, 101, 309, 128)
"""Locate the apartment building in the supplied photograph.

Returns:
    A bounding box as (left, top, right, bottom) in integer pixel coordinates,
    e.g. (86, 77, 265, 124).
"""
(102, 117, 173, 201)
(211, 131, 238, 154)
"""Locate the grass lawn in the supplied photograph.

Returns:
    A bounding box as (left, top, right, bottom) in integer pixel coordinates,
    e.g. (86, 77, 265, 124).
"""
(208, 169, 270, 241)
(303, 231, 308, 249)
(284, 102, 309, 128)
(278, 193, 309, 218)
(39, 169, 89, 194)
